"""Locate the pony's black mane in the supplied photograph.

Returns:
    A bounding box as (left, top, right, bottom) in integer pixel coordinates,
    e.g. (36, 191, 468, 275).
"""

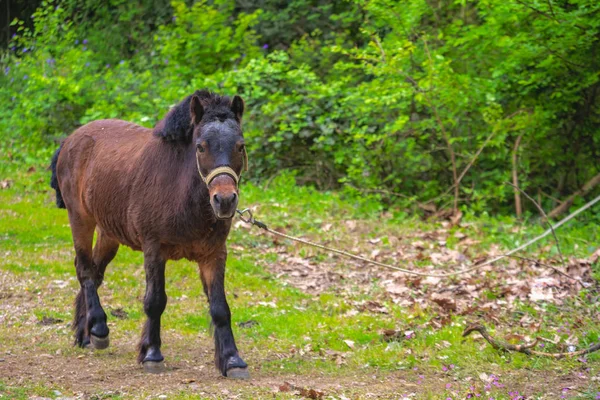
(153, 90, 237, 142)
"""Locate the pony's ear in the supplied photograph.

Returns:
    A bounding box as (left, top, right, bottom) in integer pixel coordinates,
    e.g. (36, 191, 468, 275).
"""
(231, 95, 244, 121)
(190, 95, 204, 124)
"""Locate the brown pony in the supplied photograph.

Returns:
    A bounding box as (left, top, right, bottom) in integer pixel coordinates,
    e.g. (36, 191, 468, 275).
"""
(49, 90, 249, 378)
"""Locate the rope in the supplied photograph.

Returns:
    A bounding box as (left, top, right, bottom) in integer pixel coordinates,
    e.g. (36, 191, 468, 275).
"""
(236, 193, 600, 278)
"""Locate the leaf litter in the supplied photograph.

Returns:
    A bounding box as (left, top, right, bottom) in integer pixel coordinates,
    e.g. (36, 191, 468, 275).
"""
(241, 216, 599, 349)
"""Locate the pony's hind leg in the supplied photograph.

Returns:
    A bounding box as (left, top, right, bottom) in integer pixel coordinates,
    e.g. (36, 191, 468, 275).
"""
(70, 216, 113, 349)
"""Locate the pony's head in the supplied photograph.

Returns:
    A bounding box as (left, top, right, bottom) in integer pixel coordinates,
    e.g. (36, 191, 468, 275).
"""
(154, 90, 247, 220)
(191, 91, 246, 219)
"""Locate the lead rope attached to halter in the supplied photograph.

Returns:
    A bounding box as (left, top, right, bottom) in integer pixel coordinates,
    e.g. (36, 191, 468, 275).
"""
(237, 193, 600, 279)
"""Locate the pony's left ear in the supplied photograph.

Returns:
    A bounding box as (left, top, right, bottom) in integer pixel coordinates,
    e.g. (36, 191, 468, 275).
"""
(231, 95, 244, 121)
(190, 95, 204, 124)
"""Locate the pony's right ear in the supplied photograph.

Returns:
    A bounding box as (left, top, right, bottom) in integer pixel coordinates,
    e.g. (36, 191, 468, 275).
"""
(190, 95, 204, 124)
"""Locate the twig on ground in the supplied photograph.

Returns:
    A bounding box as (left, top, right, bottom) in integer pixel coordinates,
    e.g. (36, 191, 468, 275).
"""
(505, 182, 567, 271)
(463, 324, 600, 358)
(344, 183, 411, 199)
(501, 254, 584, 285)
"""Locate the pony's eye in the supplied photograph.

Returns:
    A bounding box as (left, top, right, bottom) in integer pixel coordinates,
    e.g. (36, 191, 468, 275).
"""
(197, 145, 205, 153)
(238, 145, 245, 153)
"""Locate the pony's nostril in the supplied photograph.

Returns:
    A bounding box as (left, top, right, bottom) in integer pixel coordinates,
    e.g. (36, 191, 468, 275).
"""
(231, 193, 237, 202)
(213, 194, 221, 204)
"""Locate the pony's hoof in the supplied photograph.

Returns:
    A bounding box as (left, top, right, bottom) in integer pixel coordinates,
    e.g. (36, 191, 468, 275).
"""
(90, 334, 110, 350)
(226, 367, 250, 379)
(143, 360, 166, 374)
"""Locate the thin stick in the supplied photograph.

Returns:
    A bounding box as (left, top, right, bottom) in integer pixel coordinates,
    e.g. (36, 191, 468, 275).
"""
(512, 134, 524, 218)
(463, 324, 600, 358)
(502, 255, 583, 285)
(505, 182, 567, 271)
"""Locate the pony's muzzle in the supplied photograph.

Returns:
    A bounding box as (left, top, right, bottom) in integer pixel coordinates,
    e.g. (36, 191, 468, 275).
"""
(209, 175, 239, 219)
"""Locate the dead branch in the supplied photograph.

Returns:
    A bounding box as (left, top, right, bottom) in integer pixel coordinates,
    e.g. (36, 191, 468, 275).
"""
(502, 254, 583, 285)
(548, 172, 600, 218)
(345, 183, 411, 199)
(512, 134, 524, 218)
(463, 324, 600, 358)
(505, 182, 567, 271)
(371, 34, 386, 63)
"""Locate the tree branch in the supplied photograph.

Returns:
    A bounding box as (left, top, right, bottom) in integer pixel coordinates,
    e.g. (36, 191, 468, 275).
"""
(548, 172, 600, 218)
(463, 324, 600, 358)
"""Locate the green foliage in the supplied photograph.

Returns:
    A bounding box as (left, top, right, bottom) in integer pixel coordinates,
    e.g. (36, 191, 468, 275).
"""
(1, 0, 600, 214)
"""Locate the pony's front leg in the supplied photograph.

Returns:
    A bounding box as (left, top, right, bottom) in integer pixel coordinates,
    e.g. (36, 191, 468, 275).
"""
(138, 244, 168, 373)
(199, 248, 248, 379)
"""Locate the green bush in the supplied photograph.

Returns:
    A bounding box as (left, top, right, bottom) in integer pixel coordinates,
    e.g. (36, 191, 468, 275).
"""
(1, 0, 599, 214)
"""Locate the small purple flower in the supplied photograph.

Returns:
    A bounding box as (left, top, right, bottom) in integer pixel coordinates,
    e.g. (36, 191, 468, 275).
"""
(83, 46, 87, 51)
(119, 60, 125, 65)
(442, 366, 448, 372)
(262, 44, 269, 49)
(22, 48, 28, 53)
(3, 66, 9, 75)
(23, 74, 28, 80)
(164, 59, 169, 65)
(445, 383, 451, 389)
(446, 398, 452, 400)
(10, 46, 16, 51)
(106, 64, 110, 68)
(83, 39, 88, 44)
(75, 39, 79, 44)
(85, 62, 90, 67)
(46, 58, 55, 65)
(172, 16, 176, 22)
(467, 395, 472, 399)
(413, 367, 418, 371)
(595, 392, 600, 400)
(450, 364, 455, 369)
(539, 343, 545, 348)
(11, 33, 16, 38)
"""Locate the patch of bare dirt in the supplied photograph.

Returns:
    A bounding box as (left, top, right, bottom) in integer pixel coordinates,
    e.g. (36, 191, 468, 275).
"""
(0, 351, 594, 399)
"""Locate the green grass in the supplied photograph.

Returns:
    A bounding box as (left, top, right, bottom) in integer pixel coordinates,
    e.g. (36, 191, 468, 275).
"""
(0, 166, 599, 399)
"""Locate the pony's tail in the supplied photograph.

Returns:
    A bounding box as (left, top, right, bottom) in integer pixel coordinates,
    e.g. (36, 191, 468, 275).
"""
(50, 143, 66, 209)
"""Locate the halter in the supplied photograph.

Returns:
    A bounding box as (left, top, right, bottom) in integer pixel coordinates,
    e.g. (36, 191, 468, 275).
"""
(196, 147, 249, 186)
